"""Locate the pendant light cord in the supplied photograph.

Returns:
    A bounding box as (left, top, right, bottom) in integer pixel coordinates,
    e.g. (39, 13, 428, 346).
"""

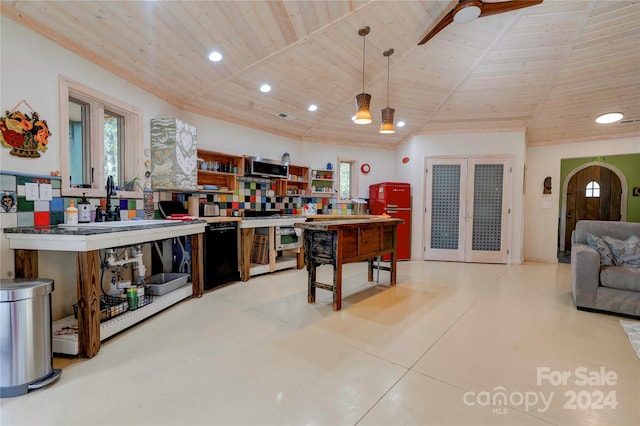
(386, 53, 390, 107)
(362, 35, 366, 93)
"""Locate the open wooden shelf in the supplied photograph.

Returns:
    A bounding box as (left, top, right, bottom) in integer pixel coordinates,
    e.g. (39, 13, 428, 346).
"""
(277, 163, 310, 196)
(197, 149, 245, 193)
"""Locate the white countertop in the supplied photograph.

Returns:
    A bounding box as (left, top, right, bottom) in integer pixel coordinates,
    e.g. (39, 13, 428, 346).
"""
(4, 221, 206, 252)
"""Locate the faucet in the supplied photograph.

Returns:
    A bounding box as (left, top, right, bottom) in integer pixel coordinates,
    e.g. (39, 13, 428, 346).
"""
(96, 175, 120, 221)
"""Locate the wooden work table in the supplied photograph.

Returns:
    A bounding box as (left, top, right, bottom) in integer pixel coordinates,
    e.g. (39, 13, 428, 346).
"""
(295, 217, 402, 311)
(3, 220, 205, 358)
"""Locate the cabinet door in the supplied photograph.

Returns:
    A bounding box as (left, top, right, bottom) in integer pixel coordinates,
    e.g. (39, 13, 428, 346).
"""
(425, 157, 511, 263)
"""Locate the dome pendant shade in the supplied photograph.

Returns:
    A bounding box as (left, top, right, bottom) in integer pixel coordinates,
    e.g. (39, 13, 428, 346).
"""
(379, 107, 395, 133)
(354, 92, 372, 124)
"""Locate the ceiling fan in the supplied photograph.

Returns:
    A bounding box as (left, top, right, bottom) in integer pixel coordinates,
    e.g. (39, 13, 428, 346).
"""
(418, 0, 543, 45)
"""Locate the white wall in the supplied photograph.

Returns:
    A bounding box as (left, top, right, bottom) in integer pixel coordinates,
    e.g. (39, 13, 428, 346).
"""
(396, 132, 527, 263)
(0, 17, 183, 176)
(524, 136, 640, 262)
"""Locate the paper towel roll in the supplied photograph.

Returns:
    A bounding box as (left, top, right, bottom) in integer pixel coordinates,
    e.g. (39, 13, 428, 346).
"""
(188, 196, 200, 217)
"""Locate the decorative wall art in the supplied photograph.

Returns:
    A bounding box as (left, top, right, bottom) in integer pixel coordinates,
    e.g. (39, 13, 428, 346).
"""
(150, 118, 198, 190)
(1, 192, 17, 213)
(0, 100, 51, 158)
(543, 176, 552, 195)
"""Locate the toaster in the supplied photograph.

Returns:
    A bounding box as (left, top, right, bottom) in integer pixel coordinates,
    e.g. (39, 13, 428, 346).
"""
(201, 203, 220, 217)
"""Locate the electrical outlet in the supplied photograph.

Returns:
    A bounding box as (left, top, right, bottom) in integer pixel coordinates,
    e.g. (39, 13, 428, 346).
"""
(25, 183, 39, 201)
(39, 183, 53, 201)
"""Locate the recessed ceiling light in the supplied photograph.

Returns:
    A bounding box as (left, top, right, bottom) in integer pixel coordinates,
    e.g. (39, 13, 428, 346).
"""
(260, 83, 271, 93)
(397, 121, 405, 127)
(308, 104, 318, 112)
(595, 112, 623, 124)
(208, 51, 223, 62)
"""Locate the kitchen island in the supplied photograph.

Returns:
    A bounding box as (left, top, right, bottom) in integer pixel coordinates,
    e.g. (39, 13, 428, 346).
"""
(295, 217, 402, 311)
(3, 220, 205, 358)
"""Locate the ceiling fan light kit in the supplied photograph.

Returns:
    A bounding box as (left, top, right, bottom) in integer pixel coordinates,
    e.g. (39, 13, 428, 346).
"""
(418, 0, 544, 45)
(354, 26, 372, 125)
(453, 1, 482, 23)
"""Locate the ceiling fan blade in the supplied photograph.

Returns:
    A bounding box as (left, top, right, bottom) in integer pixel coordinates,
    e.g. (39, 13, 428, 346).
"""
(479, 0, 543, 18)
(418, 9, 454, 45)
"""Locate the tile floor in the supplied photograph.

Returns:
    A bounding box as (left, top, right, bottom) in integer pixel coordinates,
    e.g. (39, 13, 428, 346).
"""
(1, 261, 639, 425)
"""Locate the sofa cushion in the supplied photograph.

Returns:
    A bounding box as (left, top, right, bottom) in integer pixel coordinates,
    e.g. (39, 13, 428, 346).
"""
(600, 266, 640, 291)
(587, 232, 615, 266)
(602, 234, 640, 267)
(574, 221, 640, 245)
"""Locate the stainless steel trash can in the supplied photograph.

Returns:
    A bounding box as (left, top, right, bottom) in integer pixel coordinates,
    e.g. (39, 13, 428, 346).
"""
(0, 278, 62, 398)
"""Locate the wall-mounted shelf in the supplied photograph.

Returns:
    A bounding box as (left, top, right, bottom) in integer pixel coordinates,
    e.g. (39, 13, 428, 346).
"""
(311, 168, 335, 197)
(277, 164, 310, 196)
(197, 150, 244, 193)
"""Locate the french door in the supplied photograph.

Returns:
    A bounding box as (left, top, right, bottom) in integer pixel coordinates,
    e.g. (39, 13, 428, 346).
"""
(424, 156, 511, 263)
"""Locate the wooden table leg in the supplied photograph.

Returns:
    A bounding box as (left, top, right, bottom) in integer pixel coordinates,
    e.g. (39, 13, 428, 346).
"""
(333, 229, 343, 311)
(367, 258, 374, 282)
(296, 243, 305, 269)
(14, 249, 38, 279)
(390, 250, 397, 286)
(308, 262, 316, 304)
(240, 228, 254, 281)
(76, 250, 101, 358)
(190, 233, 203, 297)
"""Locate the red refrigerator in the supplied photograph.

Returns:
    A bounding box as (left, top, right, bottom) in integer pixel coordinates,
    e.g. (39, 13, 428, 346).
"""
(368, 182, 411, 260)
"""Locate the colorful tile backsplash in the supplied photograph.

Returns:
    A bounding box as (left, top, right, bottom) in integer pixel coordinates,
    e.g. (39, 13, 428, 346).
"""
(0, 172, 356, 228)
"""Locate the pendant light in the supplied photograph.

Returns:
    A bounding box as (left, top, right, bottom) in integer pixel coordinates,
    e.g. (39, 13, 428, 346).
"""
(379, 48, 395, 134)
(354, 26, 372, 124)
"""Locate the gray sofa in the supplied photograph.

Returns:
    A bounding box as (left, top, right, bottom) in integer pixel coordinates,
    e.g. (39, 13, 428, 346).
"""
(571, 220, 640, 318)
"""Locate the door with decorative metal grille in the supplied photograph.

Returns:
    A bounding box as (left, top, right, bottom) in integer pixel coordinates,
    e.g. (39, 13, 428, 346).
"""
(424, 157, 512, 263)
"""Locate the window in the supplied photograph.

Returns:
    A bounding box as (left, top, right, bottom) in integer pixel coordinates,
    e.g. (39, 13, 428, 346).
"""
(60, 76, 143, 198)
(585, 181, 600, 198)
(338, 158, 357, 200)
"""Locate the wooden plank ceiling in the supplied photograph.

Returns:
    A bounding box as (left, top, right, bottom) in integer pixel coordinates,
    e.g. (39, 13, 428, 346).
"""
(2, 0, 639, 149)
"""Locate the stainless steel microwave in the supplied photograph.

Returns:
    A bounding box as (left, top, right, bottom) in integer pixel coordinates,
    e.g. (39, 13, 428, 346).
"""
(245, 156, 289, 179)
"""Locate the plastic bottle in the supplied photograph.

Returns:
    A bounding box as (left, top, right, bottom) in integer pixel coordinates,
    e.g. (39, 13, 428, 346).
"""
(65, 199, 78, 224)
(78, 193, 91, 223)
(108, 277, 119, 296)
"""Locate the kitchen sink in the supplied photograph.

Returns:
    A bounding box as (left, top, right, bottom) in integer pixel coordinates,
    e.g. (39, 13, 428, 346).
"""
(59, 220, 169, 229)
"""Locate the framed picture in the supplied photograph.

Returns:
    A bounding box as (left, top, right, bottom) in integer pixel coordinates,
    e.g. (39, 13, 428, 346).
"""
(633, 186, 640, 197)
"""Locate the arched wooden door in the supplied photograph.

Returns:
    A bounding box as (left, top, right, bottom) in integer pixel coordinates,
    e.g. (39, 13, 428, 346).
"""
(565, 165, 622, 251)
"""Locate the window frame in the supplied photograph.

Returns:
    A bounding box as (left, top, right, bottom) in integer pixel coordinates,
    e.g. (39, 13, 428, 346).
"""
(336, 157, 358, 201)
(59, 75, 143, 199)
(585, 180, 601, 198)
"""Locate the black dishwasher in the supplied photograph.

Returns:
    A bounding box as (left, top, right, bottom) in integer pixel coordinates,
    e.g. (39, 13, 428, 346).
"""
(203, 222, 240, 289)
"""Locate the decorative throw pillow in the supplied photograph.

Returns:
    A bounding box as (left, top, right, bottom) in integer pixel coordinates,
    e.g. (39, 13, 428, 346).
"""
(602, 234, 640, 267)
(587, 233, 615, 266)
